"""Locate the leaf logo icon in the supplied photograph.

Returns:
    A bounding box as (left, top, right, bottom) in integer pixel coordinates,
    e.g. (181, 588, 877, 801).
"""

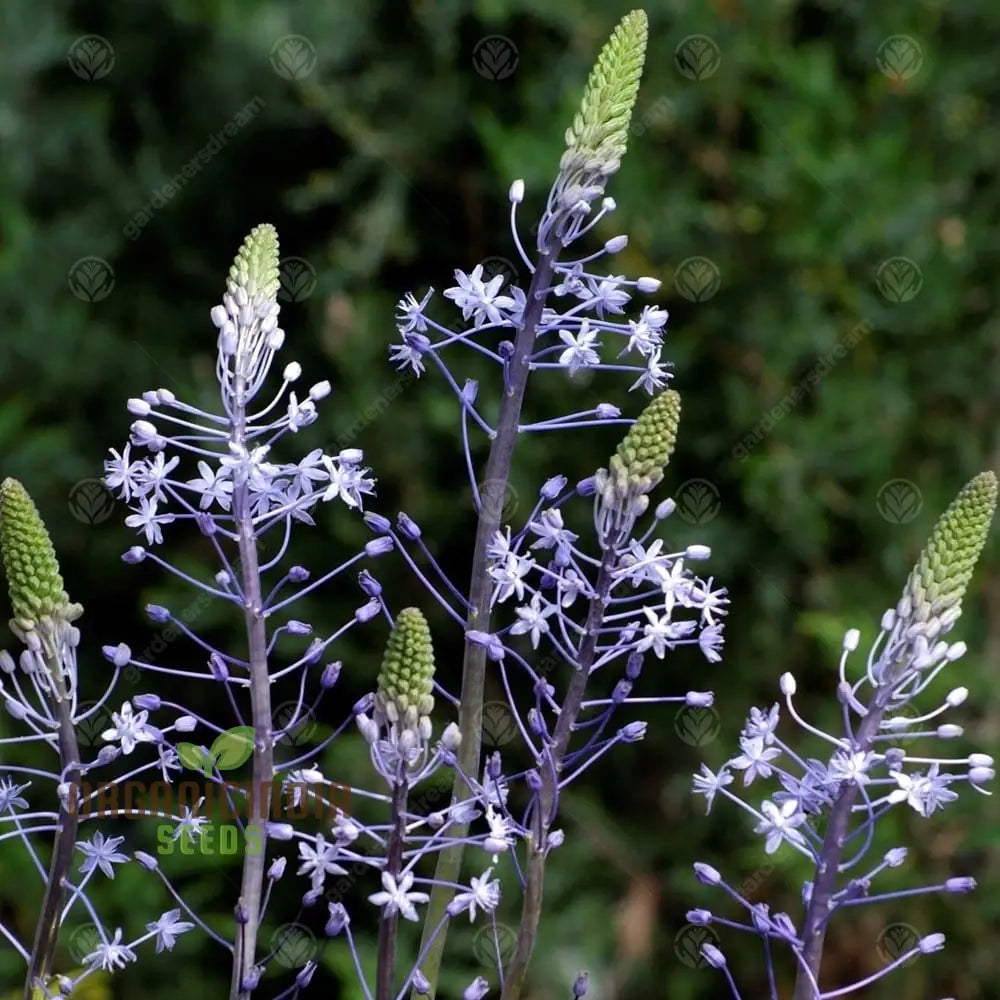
(68, 257, 115, 303)
(472, 923, 517, 966)
(673, 256, 721, 302)
(673, 35, 722, 81)
(211, 726, 256, 772)
(875, 257, 922, 302)
(876, 922, 919, 966)
(176, 742, 211, 774)
(76, 702, 111, 747)
(479, 256, 517, 290)
(673, 924, 719, 968)
(481, 701, 517, 748)
(274, 702, 317, 746)
(270, 35, 318, 80)
(68, 479, 115, 525)
(271, 923, 317, 967)
(472, 36, 519, 81)
(278, 257, 317, 302)
(674, 706, 720, 747)
(67, 35, 115, 81)
(876, 479, 922, 524)
(675, 479, 721, 525)
(876, 36, 923, 81)
(68, 923, 103, 963)
(478, 479, 518, 521)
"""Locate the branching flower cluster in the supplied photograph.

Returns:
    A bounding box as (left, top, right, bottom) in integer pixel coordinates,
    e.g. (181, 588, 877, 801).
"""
(0, 9, 994, 1000)
(690, 472, 997, 999)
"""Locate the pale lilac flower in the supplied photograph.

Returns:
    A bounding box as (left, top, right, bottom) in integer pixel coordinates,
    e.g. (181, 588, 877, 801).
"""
(558, 322, 601, 375)
(754, 799, 808, 855)
(449, 868, 501, 921)
(83, 928, 136, 971)
(692, 764, 733, 814)
(396, 289, 434, 334)
(147, 909, 195, 953)
(297, 833, 348, 890)
(186, 460, 234, 510)
(101, 701, 156, 755)
(443, 265, 515, 326)
(630, 347, 670, 394)
(124, 496, 175, 546)
(510, 593, 557, 649)
(77, 833, 129, 879)
(368, 871, 430, 922)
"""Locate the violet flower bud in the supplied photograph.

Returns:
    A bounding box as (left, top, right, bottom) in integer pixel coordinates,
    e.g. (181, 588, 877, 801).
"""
(365, 536, 394, 557)
(326, 903, 349, 936)
(541, 475, 568, 498)
(321, 661, 342, 689)
(365, 512, 392, 534)
(397, 512, 421, 540)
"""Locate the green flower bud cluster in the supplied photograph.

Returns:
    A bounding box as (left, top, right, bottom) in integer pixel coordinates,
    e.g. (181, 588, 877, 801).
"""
(550, 10, 647, 220)
(0, 480, 81, 632)
(595, 390, 681, 543)
(607, 389, 681, 499)
(903, 471, 997, 627)
(227, 223, 280, 306)
(0, 479, 83, 698)
(376, 607, 436, 736)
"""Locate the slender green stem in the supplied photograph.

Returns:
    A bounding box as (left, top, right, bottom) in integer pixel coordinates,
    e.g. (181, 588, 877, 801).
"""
(414, 248, 559, 998)
(229, 375, 275, 1000)
(791, 683, 894, 1000)
(23, 694, 79, 1000)
(377, 776, 409, 1000)
(501, 554, 615, 1000)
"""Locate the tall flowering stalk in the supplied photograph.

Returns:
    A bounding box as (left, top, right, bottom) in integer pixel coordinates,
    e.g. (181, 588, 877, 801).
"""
(0, 479, 83, 1000)
(690, 472, 997, 999)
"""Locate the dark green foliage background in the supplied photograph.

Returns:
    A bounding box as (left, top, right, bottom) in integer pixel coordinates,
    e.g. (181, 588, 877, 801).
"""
(1, 0, 999, 998)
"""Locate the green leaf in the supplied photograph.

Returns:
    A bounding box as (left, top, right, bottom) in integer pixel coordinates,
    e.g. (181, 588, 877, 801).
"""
(210, 726, 255, 771)
(176, 742, 208, 772)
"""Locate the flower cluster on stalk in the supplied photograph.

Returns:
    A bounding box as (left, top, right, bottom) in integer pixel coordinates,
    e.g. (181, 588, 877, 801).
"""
(689, 471, 997, 999)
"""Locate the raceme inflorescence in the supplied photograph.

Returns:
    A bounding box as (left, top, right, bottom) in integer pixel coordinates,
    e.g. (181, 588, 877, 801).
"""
(0, 9, 994, 1000)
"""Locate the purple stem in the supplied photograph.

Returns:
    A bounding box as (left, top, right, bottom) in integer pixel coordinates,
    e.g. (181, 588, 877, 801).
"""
(414, 244, 561, 998)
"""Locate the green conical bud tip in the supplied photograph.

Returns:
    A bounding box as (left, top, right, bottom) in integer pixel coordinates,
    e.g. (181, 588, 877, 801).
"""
(608, 390, 681, 495)
(905, 471, 997, 622)
(561, 9, 647, 183)
(376, 607, 436, 728)
(227, 223, 280, 304)
(0, 479, 80, 632)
